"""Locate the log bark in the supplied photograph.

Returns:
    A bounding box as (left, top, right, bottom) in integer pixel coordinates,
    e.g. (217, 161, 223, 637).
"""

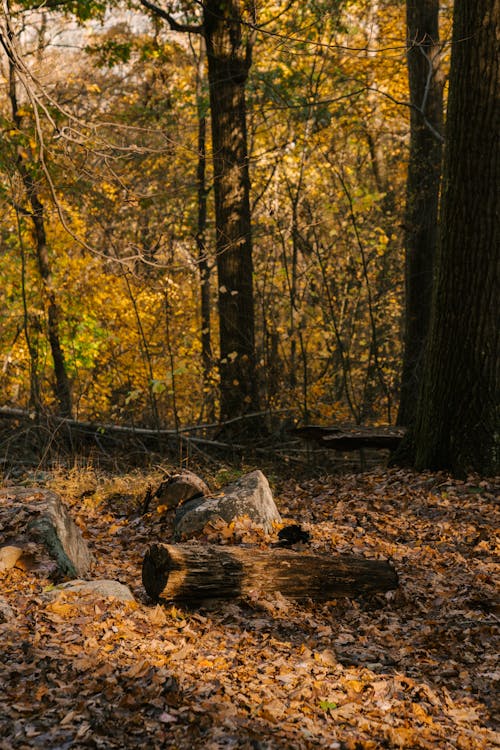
(0, 487, 93, 578)
(292, 425, 406, 452)
(142, 543, 398, 603)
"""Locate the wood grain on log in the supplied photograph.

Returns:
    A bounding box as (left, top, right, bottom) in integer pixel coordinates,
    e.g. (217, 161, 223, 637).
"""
(142, 543, 398, 603)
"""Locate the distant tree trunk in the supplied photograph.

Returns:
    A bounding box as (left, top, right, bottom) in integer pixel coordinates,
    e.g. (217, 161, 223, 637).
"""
(410, 0, 498, 475)
(364, 0, 395, 215)
(29, 194, 73, 418)
(398, 0, 443, 426)
(7, 54, 72, 418)
(204, 0, 259, 421)
(194, 38, 215, 422)
(139, 0, 259, 424)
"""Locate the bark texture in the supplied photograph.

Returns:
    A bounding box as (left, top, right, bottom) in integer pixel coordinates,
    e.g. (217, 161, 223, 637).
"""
(0, 487, 93, 578)
(142, 542, 399, 602)
(204, 1, 258, 420)
(195, 40, 215, 420)
(412, 0, 499, 474)
(398, 0, 443, 426)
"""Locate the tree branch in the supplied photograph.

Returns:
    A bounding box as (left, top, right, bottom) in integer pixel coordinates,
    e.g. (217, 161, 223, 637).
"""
(138, 0, 203, 34)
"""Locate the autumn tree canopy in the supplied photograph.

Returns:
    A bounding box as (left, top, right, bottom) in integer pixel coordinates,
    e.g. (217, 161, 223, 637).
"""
(1, 0, 497, 474)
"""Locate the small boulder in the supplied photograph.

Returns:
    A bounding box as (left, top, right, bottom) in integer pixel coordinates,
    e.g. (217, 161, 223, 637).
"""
(0, 596, 15, 622)
(49, 579, 135, 602)
(173, 470, 281, 540)
(0, 545, 24, 571)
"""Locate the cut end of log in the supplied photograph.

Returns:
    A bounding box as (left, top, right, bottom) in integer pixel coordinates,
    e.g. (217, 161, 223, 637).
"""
(142, 544, 173, 600)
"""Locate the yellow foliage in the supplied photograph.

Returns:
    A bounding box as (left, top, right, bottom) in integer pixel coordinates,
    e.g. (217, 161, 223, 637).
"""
(0, 0, 453, 427)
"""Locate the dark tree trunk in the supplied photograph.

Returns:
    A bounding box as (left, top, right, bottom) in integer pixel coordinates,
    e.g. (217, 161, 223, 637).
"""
(142, 543, 399, 603)
(195, 41, 215, 422)
(30, 197, 73, 418)
(7, 56, 72, 418)
(204, 1, 259, 421)
(410, 0, 499, 474)
(138, 0, 259, 424)
(398, 0, 443, 427)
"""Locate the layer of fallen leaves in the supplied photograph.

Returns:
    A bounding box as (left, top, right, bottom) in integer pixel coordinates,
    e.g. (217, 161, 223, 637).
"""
(0, 467, 498, 749)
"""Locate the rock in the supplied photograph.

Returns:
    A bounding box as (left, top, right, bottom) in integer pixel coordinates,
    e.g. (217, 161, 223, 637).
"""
(173, 470, 281, 540)
(0, 545, 24, 571)
(0, 487, 93, 579)
(0, 596, 15, 622)
(48, 579, 135, 602)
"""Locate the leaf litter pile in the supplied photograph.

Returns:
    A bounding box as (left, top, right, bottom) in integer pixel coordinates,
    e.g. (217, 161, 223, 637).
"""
(0, 467, 498, 749)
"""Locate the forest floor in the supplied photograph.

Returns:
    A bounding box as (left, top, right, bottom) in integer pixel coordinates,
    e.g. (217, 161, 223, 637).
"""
(0, 460, 498, 749)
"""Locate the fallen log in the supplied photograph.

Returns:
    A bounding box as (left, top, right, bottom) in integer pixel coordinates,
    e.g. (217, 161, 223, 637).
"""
(142, 543, 398, 603)
(292, 425, 406, 452)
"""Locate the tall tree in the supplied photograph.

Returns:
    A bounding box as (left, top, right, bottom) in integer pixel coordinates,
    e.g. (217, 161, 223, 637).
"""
(410, 0, 498, 474)
(397, 0, 443, 426)
(192, 36, 215, 421)
(140, 0, 259, 422)
(2, 13, 73, 417)
(204, 0, 258, 421)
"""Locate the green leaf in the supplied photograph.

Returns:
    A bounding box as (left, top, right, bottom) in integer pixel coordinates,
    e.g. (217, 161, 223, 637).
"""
(319, 700, 338, 711)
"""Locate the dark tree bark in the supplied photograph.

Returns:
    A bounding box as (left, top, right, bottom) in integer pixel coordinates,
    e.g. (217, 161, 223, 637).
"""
(204, 1, 259, 421)
(138, 0, 259, 423)
(142, 543, 399, 602)
(30, 195, 73, 418)
(7, 50, 72, 418)
(398, 0, 443, 426)
(410, 0, 499, 474)
(194, 39, 215, 421)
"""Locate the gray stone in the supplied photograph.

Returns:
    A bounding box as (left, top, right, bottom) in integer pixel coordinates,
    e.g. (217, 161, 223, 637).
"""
(0, 596, 15, 622)
(173, 470, 281, 540)
(0, 487, 93, 579)
(49, 579, 135, 602)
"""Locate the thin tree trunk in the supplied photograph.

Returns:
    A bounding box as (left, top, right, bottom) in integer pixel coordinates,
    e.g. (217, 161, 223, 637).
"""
(364, 0, 395, 214)
(411, 0, 498, 474)
(15, 208, 42, 411)
(7, 54, 72, 418)
(195, 39, 215, 422)
(30, 196, 73, 418)
(398, 0, 443, 426)
(204, 1, 258, 422)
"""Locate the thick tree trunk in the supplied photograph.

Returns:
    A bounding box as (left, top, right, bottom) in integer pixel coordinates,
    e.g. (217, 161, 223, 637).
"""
(142, 543, 399, 602)
(204, 1, 259, 421)
(411, 0, 499, 474)
(398, 0, 443, 427)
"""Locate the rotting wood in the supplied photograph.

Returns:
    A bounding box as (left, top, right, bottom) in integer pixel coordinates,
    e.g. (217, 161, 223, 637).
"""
(292, 425, 406, 452)
(142, 543, 398, 603)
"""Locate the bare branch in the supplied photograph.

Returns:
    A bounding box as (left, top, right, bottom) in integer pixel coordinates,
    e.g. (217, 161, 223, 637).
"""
(138, 0, 203, 34)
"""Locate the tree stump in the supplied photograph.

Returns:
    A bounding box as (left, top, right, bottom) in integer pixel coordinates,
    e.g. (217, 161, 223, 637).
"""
(142, 543, 398, 603)
(0, 487, 92, 579)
